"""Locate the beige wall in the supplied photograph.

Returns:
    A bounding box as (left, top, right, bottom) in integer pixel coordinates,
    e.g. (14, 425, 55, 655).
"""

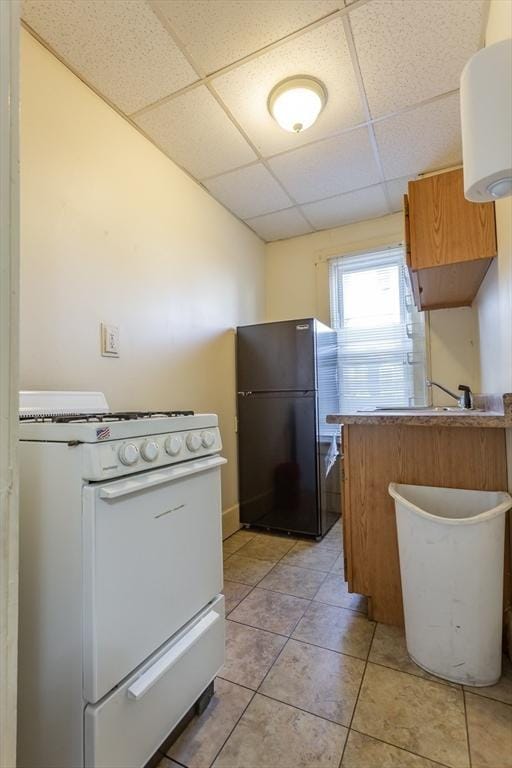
(265, 213, 480, 403)
(20, 30, 265, 517)
(474, 0, 512, 394)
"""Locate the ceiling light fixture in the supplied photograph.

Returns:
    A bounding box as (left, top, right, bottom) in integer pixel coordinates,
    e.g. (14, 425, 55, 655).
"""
(268, 76, 327, 134)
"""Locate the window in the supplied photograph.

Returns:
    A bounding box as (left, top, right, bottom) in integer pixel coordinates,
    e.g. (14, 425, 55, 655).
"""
(329, 247, 427, 411)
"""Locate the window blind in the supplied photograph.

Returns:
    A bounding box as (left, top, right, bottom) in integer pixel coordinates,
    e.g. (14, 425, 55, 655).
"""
(329, 247, 427, 411)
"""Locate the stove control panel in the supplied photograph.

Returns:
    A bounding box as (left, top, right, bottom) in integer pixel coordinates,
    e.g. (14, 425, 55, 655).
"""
(82, 427, 223, 481)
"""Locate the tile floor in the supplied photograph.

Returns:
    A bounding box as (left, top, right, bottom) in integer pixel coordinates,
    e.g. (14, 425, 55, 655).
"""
(157, 523, 512, 768)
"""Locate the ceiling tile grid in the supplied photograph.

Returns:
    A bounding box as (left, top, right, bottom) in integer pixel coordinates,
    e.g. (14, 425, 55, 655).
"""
(152, 0, 343, 75)
(134, 86, 257, 179)
(268, 127, 381, 204)
(210, 16, 366, 157)
(385, 176, 415, 213)
(22, 0, 199, 114)
(374, 92, 463, 181)
(301, 183, 389, 229)
(203, 164, 293, 220)
(245, 208, 314, 241)
(21, 0, 487, 241)
(349, 0, 486, 118)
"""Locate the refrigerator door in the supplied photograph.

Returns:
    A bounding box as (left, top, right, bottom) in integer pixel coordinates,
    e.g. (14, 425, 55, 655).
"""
(238, 391, 319, 536)
(237, 320, 316, 392)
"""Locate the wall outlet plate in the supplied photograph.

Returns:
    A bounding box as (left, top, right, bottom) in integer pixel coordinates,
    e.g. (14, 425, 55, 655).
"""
(101, 323, 120, 357)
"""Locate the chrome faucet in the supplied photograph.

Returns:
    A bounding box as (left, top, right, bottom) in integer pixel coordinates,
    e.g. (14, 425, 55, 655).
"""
(426, 379, 473, 409)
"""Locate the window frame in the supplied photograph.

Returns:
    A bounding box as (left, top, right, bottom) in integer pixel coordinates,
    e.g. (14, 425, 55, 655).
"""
(329, 246, 428, 411)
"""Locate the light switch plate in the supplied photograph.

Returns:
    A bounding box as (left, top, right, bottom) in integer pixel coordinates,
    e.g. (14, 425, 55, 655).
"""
(101, 323, 120, 357)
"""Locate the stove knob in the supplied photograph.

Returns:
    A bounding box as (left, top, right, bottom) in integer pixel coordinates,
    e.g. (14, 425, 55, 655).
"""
(141, 439, 159, 462)
(186, 433, 201, 452)
(165, 435, 182, 456)
(201, 430, 215, 448)
(119, 443, 139, 466)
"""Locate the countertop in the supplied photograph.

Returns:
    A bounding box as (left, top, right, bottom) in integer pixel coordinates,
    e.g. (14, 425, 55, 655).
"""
(327, 394, 512, 428)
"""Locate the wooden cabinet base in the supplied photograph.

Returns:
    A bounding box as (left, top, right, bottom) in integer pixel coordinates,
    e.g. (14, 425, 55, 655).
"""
(415, 257, 493, 309)
(342, 424, 508, 626)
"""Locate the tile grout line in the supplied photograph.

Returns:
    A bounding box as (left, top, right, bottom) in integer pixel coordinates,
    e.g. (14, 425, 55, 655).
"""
(222, 530, 510, 768)
(225, 615, 373, 666)
(348, 726, 453, 768)
(338, 619, 377, 768)
(217, 653, 455, 768)
(462, 688, 473, 768)
(254, 687, 354, 729)
(461, 687, 512, 707)
(206, 532, 317, 768)
(254, 635, 294, 695)
(225, 538, 504, 701)
(358, 658, 460, 691)
(226, 610, 310, 641)
(188, 686, 257, 768)
(222, 525, 372, 765)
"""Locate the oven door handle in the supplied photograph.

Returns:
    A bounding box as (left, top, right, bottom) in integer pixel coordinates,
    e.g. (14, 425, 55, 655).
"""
(127, 609, 221, 701)
(98, 455, 227, 500)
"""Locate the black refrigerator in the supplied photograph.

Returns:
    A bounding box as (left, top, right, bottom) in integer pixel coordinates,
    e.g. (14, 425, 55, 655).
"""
(236, 318, 340, 538)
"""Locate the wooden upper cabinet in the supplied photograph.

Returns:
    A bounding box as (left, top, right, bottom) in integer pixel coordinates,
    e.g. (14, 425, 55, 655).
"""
(406, 168, 497, 310)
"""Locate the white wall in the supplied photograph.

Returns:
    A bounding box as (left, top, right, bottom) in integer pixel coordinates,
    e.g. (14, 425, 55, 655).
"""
(20, 30, 265, 520)
(265, 213, 480, 403)
(474, 0, 512, 394)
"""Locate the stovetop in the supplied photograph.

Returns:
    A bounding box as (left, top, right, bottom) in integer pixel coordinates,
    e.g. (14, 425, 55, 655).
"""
(20, 410, 194, 424)
(18, 391, 217, 444)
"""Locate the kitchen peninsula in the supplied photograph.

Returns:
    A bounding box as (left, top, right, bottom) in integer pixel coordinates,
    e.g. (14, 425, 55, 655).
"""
(327, 396, 512, 626)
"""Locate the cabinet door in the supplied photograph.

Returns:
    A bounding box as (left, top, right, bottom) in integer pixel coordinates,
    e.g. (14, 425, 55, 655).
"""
(408, 168, 496, 270)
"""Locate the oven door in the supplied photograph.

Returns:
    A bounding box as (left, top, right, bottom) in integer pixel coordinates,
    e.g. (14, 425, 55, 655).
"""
(82, 454, 226, 703)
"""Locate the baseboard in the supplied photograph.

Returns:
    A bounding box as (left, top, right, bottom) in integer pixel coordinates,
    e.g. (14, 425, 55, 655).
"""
(222, 504, 240, 540)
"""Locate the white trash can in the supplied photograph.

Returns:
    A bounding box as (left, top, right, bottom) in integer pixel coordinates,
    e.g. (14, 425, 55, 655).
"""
(389, 483, 511, 686)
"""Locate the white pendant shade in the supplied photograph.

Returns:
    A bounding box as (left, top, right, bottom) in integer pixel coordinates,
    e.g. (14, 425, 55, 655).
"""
(268, 77, 327, 133)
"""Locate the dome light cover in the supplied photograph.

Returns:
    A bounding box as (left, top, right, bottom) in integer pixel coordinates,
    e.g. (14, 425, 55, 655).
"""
(268, 76, 327, 133)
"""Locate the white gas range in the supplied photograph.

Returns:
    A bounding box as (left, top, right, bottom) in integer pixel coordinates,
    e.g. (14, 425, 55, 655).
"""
(18, 391, 226, 768)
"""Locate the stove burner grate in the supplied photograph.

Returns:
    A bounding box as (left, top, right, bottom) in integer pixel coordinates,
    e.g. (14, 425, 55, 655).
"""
(20, 410, 194, 423)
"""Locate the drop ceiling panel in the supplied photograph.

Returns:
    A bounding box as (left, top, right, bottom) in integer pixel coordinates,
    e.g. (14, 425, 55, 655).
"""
(203, 164, 293, 219)
(385, 176, 415, 212)
(245, 208, 313, 241)
(350, 0, 485, 117)
(268, 127, 381, 204)
(134, 86, 257, 179)
(374, 93, 462, 181)
(22, 0, 483, 243)
(211, 17, 365, 156)
(22, 0, 198, 114)
(153, 0, 343, 74)
(301, 184, 389, 229)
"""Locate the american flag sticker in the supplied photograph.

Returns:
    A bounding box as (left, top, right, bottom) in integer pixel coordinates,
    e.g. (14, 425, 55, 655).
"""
(96, 426, 111, 441)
